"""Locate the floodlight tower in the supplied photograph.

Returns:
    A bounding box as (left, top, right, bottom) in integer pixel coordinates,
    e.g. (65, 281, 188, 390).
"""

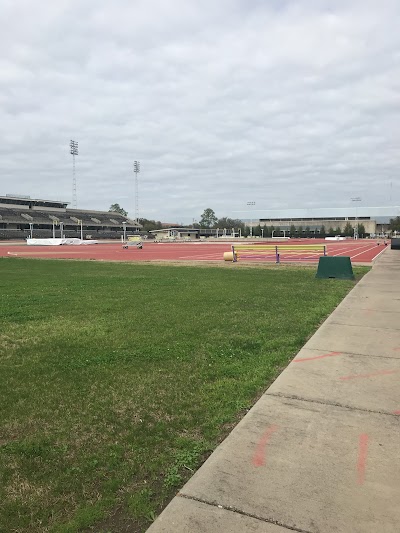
(134, 160, 140, 223)
(247, 201, 256, 237)
(351, 197, 361, 239)
(70, 140, 79, 208)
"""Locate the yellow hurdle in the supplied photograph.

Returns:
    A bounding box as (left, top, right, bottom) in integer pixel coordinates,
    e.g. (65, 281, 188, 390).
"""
(229, 244, 327, 263)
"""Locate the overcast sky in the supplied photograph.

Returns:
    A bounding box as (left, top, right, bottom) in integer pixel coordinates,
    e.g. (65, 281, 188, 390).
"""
(1, 0, 400, 223)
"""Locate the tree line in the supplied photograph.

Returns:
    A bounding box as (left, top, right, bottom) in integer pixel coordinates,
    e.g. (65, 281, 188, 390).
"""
(109, 204, 369, 237)
(108, 204, 163, 232)
(389, 217, 400, 232)
(197, 208, 367, 237)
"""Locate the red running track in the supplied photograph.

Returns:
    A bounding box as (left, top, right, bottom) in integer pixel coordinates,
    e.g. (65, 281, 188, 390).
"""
(0, 239, 388, 264)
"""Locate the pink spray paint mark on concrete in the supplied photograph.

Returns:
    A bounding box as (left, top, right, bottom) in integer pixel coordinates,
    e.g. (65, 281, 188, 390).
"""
(340, 369, 399, 381)
(252, 425, 279, 467)
(293, 351, 342, 363)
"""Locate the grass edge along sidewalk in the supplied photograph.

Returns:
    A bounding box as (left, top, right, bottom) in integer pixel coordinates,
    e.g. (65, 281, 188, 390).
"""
(0, 258, 369, 533)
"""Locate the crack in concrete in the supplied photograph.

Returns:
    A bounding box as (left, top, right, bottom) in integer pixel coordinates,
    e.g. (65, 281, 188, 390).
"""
(327, 321, 400, 332)
(178, 493, 313, 533)
(339, 306, 400, 315)
(266, 392, 400, 418)
(301, 347, 400, 360)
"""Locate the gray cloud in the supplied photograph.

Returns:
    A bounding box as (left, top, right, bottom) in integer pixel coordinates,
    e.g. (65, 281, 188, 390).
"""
(1, 0, 400, 223)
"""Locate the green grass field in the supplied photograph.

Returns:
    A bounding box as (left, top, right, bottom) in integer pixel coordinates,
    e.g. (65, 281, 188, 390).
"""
(0, 258, 368, 532)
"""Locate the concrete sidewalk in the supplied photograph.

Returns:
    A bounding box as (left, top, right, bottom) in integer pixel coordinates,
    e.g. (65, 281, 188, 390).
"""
(148, 248, 400, 533)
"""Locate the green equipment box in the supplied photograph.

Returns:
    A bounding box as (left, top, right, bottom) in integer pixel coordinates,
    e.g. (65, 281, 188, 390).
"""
(316, 256, 354, 280)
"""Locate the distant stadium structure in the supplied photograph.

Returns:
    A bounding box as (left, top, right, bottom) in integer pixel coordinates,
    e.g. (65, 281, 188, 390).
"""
(257, 216, 381, 235)
(0, 195, 141, 240)
(245, 209, 396, 238)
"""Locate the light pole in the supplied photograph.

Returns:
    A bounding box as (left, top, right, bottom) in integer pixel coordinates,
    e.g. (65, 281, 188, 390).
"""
(80, 219, 83, 240)
(134, 160, 140, 223)
(261, 228, 264, 238)
(351, 197, 361, 239)
(122, 221, 127, 242)
(70, 140, 79, 208)
(60, 221, 64, 239)
(29, 223, 33, 239)
(247, 201, 255, 238)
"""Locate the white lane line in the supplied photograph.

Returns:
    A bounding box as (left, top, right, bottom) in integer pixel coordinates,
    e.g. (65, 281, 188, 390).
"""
(372, 246, 389, 261)
(331, 243, 381, 260)
(331, 244, 373, 257)
(280, 253, 321, 261)
(331, 243, 370, 255)
(178, 254, 222, 259)
(350, 245, 385, 260)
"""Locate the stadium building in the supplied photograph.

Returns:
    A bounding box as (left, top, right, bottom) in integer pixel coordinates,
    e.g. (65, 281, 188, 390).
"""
(0, 195, 141, 240)
(250, 215, 393, 237)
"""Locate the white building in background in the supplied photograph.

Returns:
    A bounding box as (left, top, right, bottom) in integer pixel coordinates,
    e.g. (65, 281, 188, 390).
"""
(255, 216, 385, 235)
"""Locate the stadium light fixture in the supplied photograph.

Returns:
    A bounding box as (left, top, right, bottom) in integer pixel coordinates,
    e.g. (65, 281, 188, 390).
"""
(134, 160, 140, 223)
(70, 140, 79, 208)
(247, 201, 256, 238)
(351, 197, 362, 239)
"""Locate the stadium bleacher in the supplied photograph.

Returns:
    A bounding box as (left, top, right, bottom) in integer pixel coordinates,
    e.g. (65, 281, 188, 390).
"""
(0, 229, 27, 240)
(0, 195, 140, 240)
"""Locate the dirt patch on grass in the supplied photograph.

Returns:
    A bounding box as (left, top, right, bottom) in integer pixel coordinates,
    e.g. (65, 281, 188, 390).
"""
(87, 505, 142, 533)
(0, 334, 37, 359)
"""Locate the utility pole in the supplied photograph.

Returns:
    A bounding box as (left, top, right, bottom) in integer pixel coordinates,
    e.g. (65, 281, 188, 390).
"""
(134, 160, 140, 224)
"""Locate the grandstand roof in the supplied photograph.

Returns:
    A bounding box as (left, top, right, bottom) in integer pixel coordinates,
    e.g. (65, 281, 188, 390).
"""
(149, 228, 198, 233)
(0, 195, 69, 208)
